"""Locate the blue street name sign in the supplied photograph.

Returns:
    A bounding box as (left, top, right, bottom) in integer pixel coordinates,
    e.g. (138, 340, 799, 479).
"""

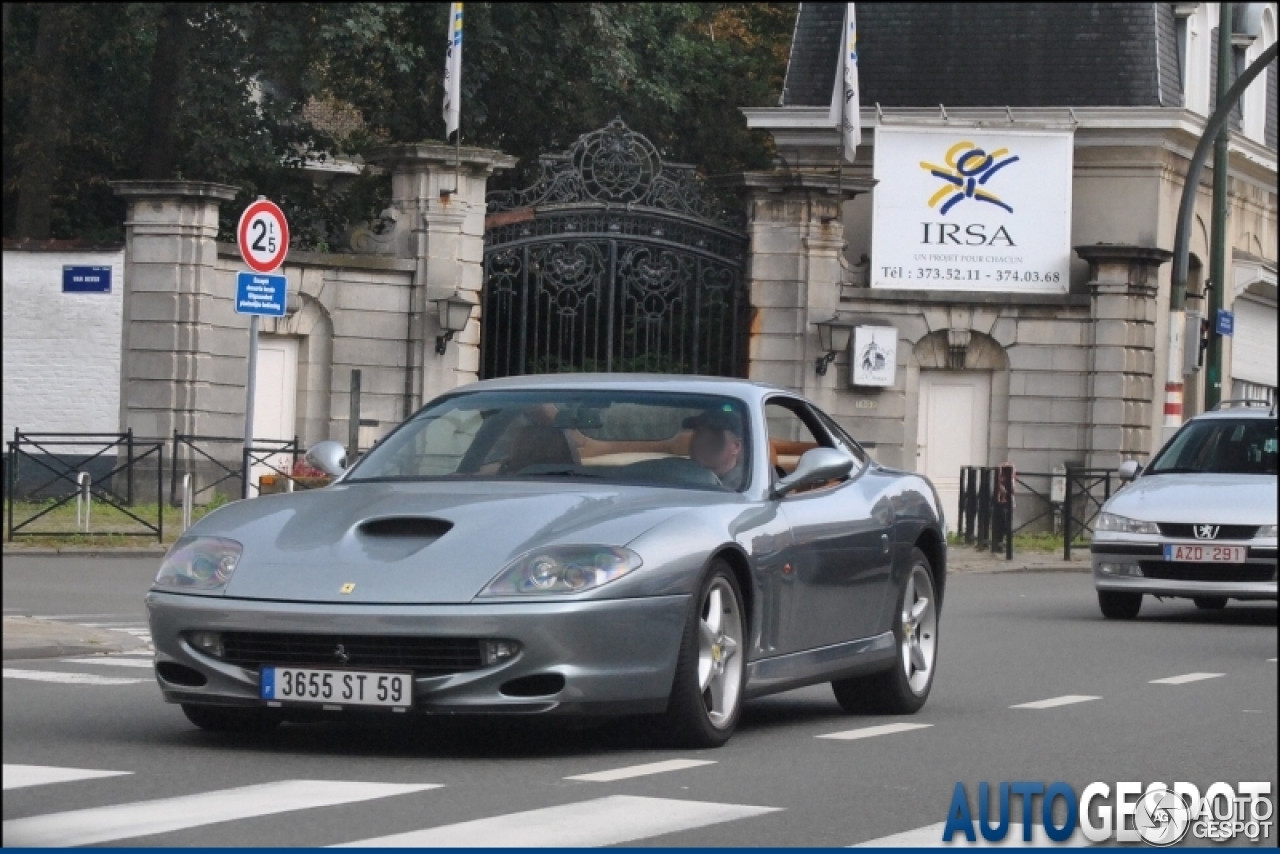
(235, 271, 287, 317)
(62, 266, 111, 293)
(1216, 308, 1234, 336)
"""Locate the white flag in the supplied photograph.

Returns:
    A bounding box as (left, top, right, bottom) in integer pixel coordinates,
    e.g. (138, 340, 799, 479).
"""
(827, 3, 860, 163)
(443, 3, 463, 138)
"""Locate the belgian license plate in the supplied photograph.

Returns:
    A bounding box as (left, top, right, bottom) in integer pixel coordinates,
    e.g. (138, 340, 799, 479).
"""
(260, 666, 412, 707)
(1163, 544, 1247, 563)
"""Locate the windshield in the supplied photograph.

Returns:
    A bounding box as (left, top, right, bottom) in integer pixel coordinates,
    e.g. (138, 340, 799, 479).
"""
(1147, 418, 1278, 475)
(347, 389, 753, 492)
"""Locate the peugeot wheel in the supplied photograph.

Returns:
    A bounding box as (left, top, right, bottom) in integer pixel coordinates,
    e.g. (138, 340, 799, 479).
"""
(659, 560, 746, 748)
(833, 547, 939, 715)
(1098, 590, 1142, 620)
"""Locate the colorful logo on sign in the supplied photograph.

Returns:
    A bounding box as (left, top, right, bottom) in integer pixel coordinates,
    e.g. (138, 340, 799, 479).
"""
(920, 142, 1020, 215)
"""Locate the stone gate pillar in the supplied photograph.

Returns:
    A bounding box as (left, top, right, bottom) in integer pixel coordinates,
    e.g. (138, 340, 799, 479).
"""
(365, 144, 516, 403)
(111, 180, 240, 441)
(1075, 244, 1173, 470)
(729, 173, 874, 395)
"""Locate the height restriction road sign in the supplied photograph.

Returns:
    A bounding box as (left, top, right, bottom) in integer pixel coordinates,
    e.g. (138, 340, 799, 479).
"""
(237, 199, 290, 273)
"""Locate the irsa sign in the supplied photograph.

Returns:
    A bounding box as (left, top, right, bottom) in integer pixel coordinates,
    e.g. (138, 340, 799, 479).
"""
(871, 126, 1073, 294)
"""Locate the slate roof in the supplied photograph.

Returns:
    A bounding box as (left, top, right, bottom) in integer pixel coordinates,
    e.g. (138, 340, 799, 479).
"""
(782, 3, 1276, 150)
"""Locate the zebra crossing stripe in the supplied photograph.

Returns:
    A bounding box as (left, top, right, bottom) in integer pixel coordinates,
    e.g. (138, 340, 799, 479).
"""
(817, 722, 933, 741)
(565, 758, 716, 782)
(2, 670, 148, 686)
(3, 764, 132, 791)
(64, 657, 155, 669)
(335, 794, 780, 847)
(852, 821, 1091, 847)
(2, 779, 440, 847)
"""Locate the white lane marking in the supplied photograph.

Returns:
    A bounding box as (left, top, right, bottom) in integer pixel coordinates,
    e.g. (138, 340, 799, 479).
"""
(63, 657, 155, 669)
(853, 821, 1090, 847)
(817, 722, 933, 741)
(1268, 658, 1276, 663)
(335, 794, 780, 847)
(1149, 672, 1225, 685)
(1010, 695, 1100, 710)
(3, 779, 440, 847)
(565, 759, 716, 782)
(2, 669, 147, 686)
(3, 764, 132, 791)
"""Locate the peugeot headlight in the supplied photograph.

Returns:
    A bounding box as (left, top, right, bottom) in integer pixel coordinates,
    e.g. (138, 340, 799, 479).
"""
(1257, 525, 1277, 538)
(154, 537, 243, 592)
(1095, 512, 1159, 535)
(479, 546, 642, 596)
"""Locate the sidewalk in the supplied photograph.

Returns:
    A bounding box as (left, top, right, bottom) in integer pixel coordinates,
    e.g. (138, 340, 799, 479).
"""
(3, 617, 148, 661)
(947, 543, 1089, 574)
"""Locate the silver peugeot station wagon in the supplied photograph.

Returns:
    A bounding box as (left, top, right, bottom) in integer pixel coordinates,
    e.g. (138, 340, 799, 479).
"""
(1091, 400, 1278, 619)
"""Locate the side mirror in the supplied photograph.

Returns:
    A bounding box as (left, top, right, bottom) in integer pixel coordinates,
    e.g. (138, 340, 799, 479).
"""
(1117, 459, 1141, 481)
(774, 448, 855, 498)
(305, 440, 348, 477)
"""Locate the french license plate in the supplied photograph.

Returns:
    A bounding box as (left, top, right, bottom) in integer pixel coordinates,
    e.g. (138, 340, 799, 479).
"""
(1163, 544, 1247, 563)
(260, 666, 412, 707)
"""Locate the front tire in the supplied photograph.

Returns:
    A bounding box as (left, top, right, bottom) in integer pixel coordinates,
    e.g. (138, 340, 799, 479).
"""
(1098, 590, 1143, 620)
(658, 560, 746, 748)
(181, 703, 280, 733)
(1193, 596, 1228, 610)
(832, 547, 939, 715)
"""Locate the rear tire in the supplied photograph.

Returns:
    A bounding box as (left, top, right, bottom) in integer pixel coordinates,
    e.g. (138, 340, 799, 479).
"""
(181, 703, 280, 733)
(1098, 590, 1142, 620)
(657, 560, 746, 748)
(1193, 596, 1228, 610)
(832, 547, 939, 715)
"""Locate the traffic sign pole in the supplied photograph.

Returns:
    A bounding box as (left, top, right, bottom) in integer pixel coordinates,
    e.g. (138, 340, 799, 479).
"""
(243, 314, 259, 499)
(236, 196, 290, 497)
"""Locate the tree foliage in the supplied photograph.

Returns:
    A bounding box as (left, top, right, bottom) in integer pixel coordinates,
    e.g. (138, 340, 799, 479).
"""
(3, 3, 795, 247)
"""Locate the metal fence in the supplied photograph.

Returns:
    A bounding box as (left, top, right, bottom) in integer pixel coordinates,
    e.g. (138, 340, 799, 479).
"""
(959, 465, 1120, 560)
(169, 433, 306, 503)
(6, 430, 164, 541)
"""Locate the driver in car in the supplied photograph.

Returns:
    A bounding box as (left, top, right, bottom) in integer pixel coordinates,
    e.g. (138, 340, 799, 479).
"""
(685, 409, 745, 489)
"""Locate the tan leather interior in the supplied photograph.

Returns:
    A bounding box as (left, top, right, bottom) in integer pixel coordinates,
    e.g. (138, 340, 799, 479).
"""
(571, 429, 694, 465)
(769, 438, 817, 474)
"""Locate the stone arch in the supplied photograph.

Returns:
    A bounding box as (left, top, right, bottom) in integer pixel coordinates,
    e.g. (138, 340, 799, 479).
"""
(905, 328, 1011, 476)
(261, 293, 334, 446)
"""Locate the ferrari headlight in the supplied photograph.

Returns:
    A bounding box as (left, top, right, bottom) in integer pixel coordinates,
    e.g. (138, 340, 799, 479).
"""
(154, 537, 242, 592)
(1095, 512, 1159, 535)
(479, 546, 642, 596)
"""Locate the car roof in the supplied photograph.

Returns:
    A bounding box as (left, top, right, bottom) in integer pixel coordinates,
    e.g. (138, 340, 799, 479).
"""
(1189, 402, 1276, 421)
(458, 373, 796, 403)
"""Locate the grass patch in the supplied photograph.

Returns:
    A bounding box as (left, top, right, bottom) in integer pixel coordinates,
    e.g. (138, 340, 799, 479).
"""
(4, 494, 228, 546)
(948, 530, 1090, 553)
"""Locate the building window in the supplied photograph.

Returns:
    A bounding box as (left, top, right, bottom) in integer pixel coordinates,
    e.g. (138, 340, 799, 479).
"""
(1242, 6, 1275, 143)
(1231, 379, 1275, 405)
(1184, 4, 1213, 116)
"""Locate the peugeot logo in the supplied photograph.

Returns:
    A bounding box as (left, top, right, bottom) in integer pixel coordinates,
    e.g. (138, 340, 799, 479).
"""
(334, 644, 350, 664)
(1193, 524, 1220, 540)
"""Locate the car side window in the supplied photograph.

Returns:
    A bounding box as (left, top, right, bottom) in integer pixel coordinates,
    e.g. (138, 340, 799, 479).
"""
(815, 410, 869, 470)
(764, 399, 835, 485)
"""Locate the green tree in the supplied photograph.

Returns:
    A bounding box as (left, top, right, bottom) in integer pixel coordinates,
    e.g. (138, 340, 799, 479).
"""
(3, 3, 795, 246)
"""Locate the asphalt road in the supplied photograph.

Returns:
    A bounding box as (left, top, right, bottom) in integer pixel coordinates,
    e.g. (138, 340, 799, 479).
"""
(3, 555, 1276, 847)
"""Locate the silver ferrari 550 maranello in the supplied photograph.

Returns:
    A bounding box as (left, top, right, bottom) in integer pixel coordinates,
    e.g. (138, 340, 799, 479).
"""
(146, 375, 947, 747)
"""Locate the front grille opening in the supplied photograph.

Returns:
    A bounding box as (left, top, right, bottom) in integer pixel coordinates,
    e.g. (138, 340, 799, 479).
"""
(1157, 523, 1260, 540)
(220, 632, 486, 678)
(156, 662, 207, 687)
(500, 673, 566, 697)
(1139, 562, 1277, 583)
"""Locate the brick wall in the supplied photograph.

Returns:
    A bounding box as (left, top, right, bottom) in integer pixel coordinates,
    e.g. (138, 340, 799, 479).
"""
(2, 250, 125, 439)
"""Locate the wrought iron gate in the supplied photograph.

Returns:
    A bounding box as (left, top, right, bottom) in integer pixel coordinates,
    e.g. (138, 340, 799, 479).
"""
(482, 119, 748, 379)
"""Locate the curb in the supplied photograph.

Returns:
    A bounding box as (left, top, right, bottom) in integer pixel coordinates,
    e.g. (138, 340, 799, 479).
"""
(2, 547, 167, 558)
(2, 617, 149, 662)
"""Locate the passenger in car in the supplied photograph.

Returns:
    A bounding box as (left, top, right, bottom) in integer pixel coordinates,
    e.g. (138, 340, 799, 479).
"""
(502, 424, 576, 474)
